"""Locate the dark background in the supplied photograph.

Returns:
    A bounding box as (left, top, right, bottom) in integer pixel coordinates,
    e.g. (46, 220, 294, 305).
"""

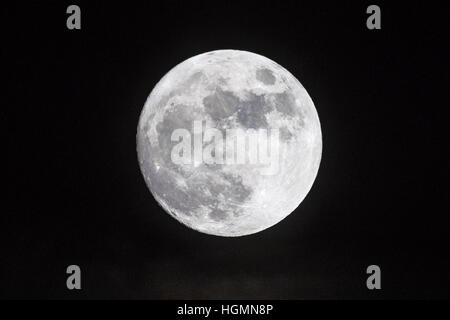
(2, 1, 448, 299)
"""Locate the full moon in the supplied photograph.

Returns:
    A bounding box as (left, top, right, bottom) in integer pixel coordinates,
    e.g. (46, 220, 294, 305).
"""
(137, 50, 322, 237)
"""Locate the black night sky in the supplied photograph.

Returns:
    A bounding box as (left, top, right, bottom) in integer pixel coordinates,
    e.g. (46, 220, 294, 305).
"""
(2, 1, 449, 299)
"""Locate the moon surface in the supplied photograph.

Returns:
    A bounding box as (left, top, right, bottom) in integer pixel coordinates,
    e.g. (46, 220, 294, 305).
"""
(137, 50, 322, 237)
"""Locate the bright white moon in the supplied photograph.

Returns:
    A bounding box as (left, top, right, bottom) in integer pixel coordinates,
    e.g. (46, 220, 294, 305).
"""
(137, 50, 322, 237)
